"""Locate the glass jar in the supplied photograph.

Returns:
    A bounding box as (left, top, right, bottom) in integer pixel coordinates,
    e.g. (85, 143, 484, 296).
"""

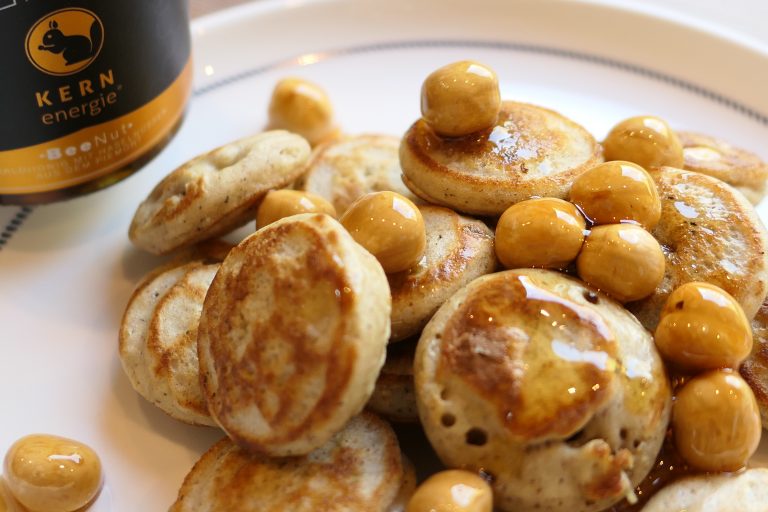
(0, 0, 192, 205)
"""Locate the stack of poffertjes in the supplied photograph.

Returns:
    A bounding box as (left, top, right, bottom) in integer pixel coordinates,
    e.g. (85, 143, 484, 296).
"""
(118, 62, 768, 512)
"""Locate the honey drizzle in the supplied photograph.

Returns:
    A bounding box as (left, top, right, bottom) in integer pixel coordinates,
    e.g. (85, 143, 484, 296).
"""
(608, 430, 692, 511)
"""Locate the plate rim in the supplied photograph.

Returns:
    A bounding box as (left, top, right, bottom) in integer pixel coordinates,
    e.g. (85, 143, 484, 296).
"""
(190, 0, 768, 59)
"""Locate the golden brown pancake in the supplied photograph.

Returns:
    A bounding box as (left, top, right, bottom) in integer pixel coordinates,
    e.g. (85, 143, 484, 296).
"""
(197, 214, 391, 456)
(169, 413, 404, 512)
(298, 134, 420, 215)
(388, 206, 496, 342)
(399, 101, 602, 216)
(628, 166, 768, 330)
(415, 269, 671, 512)
(129, 130, 311, 255)
(367, 339, 418, 423)
(678, 131, 768, 205)
(119, 261, 218, 426)
(741, 295, 768, 428)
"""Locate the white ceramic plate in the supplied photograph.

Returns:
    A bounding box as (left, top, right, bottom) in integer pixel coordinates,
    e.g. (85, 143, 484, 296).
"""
(2, 0, 768, 510)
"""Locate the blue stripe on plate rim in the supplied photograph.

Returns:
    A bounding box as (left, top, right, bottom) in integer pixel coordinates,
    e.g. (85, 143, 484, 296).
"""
(3, 38, 766, 251)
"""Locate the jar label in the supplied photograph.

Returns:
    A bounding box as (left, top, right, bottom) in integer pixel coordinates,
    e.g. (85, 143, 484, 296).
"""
(0, 0, 191, 194)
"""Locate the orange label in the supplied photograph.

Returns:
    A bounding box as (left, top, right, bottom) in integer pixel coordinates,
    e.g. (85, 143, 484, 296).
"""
(0, 59, 192, 194)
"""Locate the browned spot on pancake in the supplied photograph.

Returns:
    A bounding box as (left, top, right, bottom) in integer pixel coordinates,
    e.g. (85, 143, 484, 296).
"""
(437, 273, 617, 440)
(146, 268, 206, 378)
(151, 173, 207, 223)
(205, 220, 357, 450)
(138, 262, 216, 419)
(217, 447, 363, 510)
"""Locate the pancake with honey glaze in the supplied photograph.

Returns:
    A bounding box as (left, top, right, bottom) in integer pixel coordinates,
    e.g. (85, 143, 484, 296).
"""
(740, 296, 768, 428)
(678, 131, 768, 204)
(367, 339, 418, 423)
(198, 213, 391, 456)
(169, 413, 404, 512)
(129, 130, 311, 255)
(119, 260, 217, 426)
(399, 101, 602, 216)
(415, 269, 671, 512)
(628, 166, 768, 330)
(388, 206, 496, 342)
(641, 468, 768, 512)
(299, 134, 420, 214)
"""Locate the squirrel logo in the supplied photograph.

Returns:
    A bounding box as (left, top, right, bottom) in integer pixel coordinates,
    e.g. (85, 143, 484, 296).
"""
(26, 8, 104, 76)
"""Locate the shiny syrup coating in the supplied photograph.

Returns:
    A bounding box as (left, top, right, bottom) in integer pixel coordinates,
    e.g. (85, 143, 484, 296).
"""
(495, 197, 586, 270)
(340, 191, 426, 274)
(256, 190, 337, 229)
(569, 161, 661, 229)
(406, 469, 493, 512)
(603, 116, 684, 169)
(438, 272, 618, 442)
(672, 369, 761, 472)
(577, 224, 665, 303)
(3, 434, 103, 512)
(607, 431, 691, 512)
(655, 282, 752, 371)
(420, 60, 501, 137)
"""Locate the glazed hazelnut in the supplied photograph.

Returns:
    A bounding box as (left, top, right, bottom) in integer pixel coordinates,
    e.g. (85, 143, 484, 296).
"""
(655, 282, 752, 371)
(603, 115, 684, 168)
(340, 191, 426, 273)
(3, 434, 103, 512)
(673, 369, 761, 472)
(495, 198, 585, 269)
(267, 77, 337, 145)
(576, 224, 664, 302)
(569, 161, 661, 229)
(256, 190, 337, 229)
(406, 469, 493, 512)
(421, 60, 501, 137)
